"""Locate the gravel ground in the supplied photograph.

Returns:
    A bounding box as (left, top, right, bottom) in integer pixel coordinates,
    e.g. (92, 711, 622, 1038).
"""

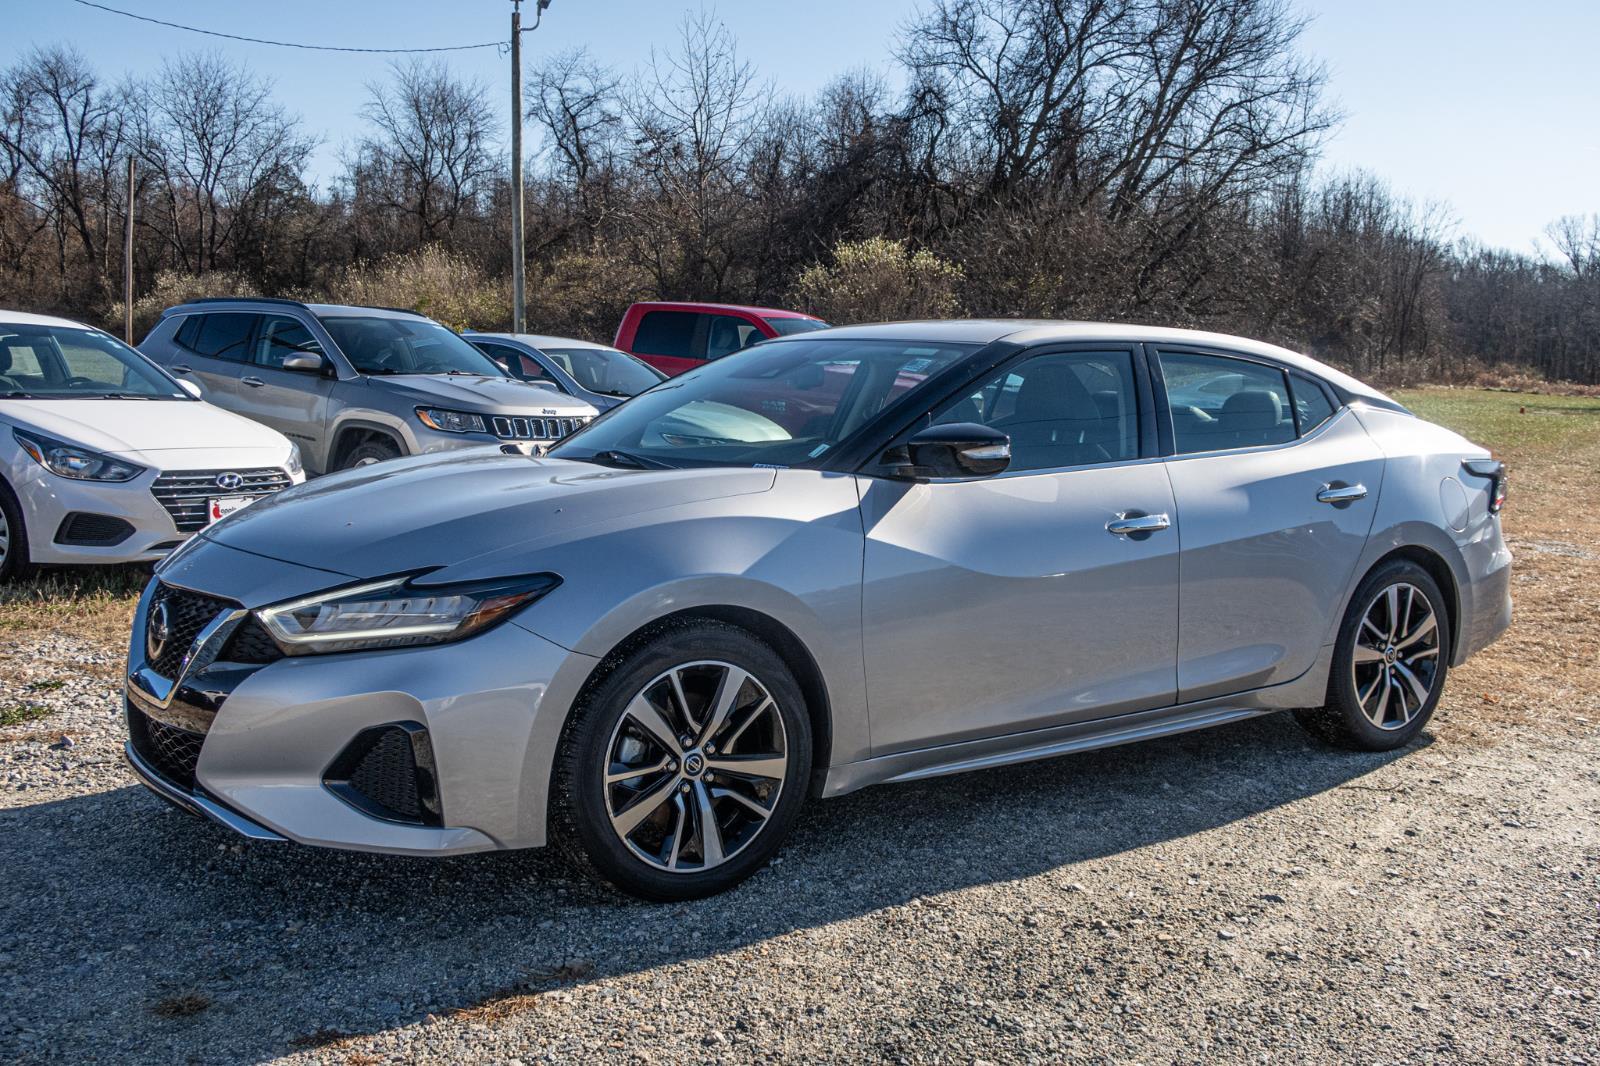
(2, 387, 1599, 1064)
(0, 629, 1595, 1064)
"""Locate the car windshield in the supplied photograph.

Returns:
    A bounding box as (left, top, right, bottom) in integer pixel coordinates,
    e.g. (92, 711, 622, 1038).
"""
(0, 324, 186, 399)
(763, 317, 828, 336)
(538, 346, 665, 397)
(549, 337, 980, 469)
(319, 316, 507, 377)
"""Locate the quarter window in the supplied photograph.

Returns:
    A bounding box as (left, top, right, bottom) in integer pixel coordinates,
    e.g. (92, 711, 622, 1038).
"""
(1290, 373, 1337, 435)
(931, 350, 1140, 472)
(1161, 352, 1295, 454)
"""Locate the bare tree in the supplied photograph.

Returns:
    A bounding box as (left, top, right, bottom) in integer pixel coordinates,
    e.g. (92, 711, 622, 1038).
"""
(528, 48, 623, 240)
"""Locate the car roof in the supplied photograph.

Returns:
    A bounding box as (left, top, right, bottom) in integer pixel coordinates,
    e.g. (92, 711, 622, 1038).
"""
(800, 319, 1391, 405)
(629, 301, 820, 320)
(468, 332, 618, 351)
(0, 310, 95, 330)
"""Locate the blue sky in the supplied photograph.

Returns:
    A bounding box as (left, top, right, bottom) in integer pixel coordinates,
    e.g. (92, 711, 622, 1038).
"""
(9, 0, 1597, 254)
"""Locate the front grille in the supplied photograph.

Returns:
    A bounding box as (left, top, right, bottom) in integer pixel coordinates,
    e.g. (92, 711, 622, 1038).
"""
(220, 616, 283, 665)
(150, 468, 293, 532)
(127, 705, 206, 789)
(324, 724, 441, 825)
(146, 582, 236, 678)
(54, 512, 135, 546)
(491, 415, 587, 441)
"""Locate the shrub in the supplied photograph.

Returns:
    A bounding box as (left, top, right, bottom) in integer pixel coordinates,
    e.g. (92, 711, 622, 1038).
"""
(793, 237, 963, 324)
(527, 243, 653, 343)
(110, 270, 258, 341)
(326, 246, 509, 332)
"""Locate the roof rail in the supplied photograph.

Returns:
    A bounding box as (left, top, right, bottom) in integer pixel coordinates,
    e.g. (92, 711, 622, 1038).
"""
(172, 296, 310, 310)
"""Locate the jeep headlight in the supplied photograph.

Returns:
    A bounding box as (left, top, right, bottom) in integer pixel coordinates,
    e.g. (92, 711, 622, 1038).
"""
(14, 428, 145, 482)
(256, 572, 561, 655)
(415, 408, 488, 434)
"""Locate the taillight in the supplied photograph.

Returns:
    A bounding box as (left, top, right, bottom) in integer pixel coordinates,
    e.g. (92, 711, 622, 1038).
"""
(1462, 458, 1506, 514)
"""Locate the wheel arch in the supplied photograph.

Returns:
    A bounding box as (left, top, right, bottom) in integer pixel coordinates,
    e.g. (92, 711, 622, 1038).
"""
(329, 418, 406, 468)
(1358, 544, 1463, 663)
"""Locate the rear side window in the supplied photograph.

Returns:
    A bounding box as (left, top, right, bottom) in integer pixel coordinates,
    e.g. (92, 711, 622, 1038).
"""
(1161, 352, 1295, 454)
(253, 315, 323, 369)
(186, 313, 256, 362)
(633, 311, 701, 358)
(1290, 373, 1337, 434)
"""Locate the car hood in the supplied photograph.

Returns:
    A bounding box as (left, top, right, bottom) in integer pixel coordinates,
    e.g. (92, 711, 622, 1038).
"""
(0, 398, 288, 457)
(365, 374, 596, 415)
(200, 450, 777, 580)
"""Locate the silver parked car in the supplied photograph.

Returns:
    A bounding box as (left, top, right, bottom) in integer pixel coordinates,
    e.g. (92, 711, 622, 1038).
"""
(464, 332, 667, 411)
(139, 300, 598, 473)
(123, 321, 1511, 899)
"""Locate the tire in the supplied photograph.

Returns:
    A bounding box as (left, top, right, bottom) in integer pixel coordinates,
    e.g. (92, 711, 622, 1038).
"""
(552, 620, 813, 901)
(0, 479, 34, 585)
(339, 436, 402, 470)
(1296, 559, 1451, 751)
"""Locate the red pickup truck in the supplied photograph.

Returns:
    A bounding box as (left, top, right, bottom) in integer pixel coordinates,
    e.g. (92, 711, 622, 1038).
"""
(614, 301, 828, 376)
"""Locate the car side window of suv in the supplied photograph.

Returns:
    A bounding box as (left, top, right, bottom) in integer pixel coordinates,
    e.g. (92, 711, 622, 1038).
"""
(253, 315, 324, 369)
(181, 312, 257, 362)
(633, 311, 701, 359)
(929, 350, 1140, 473)
(1160, 351, 1296, 455)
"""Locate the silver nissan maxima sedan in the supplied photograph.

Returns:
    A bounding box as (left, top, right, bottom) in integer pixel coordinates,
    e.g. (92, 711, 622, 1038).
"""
(123, 321, 1511, 899)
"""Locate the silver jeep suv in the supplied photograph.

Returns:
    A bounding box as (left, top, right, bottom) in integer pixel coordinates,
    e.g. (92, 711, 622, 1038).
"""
(139, 299, 598, 474)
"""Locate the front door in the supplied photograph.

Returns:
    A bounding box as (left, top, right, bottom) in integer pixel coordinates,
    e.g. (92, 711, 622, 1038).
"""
(1153, 348, 1384, 701)
(860, 347, 1180, 754)
(230, 314, 335, 466)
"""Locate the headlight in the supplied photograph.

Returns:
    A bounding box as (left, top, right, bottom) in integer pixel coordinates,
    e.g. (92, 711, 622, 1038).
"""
(14, 429, 144, 482)
(284, 442, 303, 477)
(256, 571, 561, 655)
(415, 408, 488, 434)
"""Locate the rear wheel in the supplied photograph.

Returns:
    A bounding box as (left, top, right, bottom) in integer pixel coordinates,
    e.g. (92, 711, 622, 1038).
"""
(1296, 560, 1450, 751)
(340, 436, 401, 470)
(552, 621, 812, 900)
(0, 479, 33, 585)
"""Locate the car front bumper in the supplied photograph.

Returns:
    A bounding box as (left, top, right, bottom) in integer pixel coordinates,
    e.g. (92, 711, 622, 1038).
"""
(123, 551, 598, 856)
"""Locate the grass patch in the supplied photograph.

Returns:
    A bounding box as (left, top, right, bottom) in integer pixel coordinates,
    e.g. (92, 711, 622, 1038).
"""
(0, 703, 51, 727)
(1392, 388, 1600, 455)
(0, 566, 147, 646)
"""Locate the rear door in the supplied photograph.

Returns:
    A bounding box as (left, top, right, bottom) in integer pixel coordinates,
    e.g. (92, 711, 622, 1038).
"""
(1153, 347, 1384, 701)
(230, 314, 335, 457)
(860, 345, 1180, 753)
(169, 312, 255, 404)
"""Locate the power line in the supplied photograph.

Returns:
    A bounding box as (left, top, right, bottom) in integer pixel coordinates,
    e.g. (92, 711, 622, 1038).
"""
(68, 0, 527, 54)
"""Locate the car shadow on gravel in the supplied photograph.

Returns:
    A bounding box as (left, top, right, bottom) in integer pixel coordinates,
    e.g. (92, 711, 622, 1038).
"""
(0, 712, 1422, 1063)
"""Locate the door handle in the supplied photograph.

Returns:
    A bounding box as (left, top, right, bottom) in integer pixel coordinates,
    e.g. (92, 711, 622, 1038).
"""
(241, 376, 266, 388)
(1106, 512, 1171, 536)
(170, 364, 192, 374)
(1316, 483, 1368, 504)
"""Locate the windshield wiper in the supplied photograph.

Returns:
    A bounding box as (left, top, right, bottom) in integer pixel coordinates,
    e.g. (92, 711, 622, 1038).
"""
(580, 449, 678, 470)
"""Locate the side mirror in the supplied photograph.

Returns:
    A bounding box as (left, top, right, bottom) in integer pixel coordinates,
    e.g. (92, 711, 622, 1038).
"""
(282, 352, 325, 373)
(882, 422, 1011, 480)
(177, 379, 203, 399)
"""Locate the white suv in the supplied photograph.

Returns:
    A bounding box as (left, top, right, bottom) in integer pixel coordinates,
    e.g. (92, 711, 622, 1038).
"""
(0, 311, 304, 582)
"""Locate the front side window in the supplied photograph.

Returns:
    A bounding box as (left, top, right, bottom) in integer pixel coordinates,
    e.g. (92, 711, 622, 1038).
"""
(188, 313, 256, 362)
(254, 315, 324, 369)
(927, 350, 1139, 472)
(1161, 352, 1295, 454)
(705, 315, 761, 360)
(473, 341, 557, 386)
(632, 311, 700, 358)
(0, 325, 185, 398)
(319, 316, 505, 377)
(550, 338, 980, 469)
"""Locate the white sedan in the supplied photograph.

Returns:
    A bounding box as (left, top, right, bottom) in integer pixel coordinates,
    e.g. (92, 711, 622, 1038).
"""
(0, 311, 304, 582)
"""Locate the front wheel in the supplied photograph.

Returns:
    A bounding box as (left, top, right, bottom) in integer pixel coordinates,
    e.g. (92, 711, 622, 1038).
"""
(0, 480, 33, 585)
(552, 621, 812, 900)
(339, 437, 401, 470)
(1296, 560, 1451, 751)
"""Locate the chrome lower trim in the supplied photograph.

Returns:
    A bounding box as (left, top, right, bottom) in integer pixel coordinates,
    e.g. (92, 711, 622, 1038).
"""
(123, 740, 286, 842)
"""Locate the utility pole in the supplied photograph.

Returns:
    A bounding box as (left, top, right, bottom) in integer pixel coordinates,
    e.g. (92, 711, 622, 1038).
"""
(509, 0, 549, 335)
(124, 156, 135, 344)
